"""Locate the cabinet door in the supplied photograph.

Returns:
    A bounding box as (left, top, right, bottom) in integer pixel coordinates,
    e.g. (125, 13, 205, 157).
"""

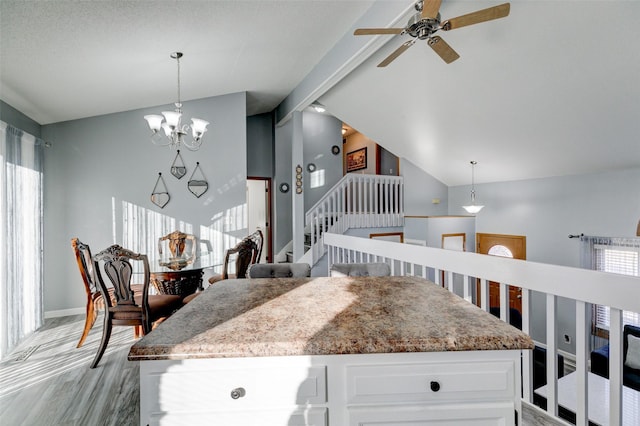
(348, 402, 514, 425)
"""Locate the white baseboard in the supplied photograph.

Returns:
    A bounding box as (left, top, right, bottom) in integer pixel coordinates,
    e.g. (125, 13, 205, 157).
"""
(45, 307, 84, 318)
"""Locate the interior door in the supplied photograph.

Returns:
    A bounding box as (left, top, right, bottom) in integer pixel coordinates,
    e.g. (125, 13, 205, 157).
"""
(247, 177, 272, 263)
(476, 233, 526, 313)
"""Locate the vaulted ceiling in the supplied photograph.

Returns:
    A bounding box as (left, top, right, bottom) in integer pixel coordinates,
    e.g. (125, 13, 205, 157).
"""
(1, 1, 638, 186)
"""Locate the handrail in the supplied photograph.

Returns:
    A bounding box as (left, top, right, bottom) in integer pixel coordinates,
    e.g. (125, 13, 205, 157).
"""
(304, 174, 403, 264)
(323, 232, 640, 425)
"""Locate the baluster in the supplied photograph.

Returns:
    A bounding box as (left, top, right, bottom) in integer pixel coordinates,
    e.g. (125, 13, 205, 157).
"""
(500, 283, 509, 324)
(447, 270, 454, 293)
(521, 288, 533, 402)
(574, 300, 589, 426)
(463, 274, 470, 302)
(609, 308, 623, 426)
(546, 294, 558, 417)
(480, 278, 489, 312)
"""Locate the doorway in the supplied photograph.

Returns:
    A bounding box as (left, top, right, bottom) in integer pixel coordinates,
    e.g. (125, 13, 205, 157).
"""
(247, 177, 272, 263)
(476, 233, 526, 313)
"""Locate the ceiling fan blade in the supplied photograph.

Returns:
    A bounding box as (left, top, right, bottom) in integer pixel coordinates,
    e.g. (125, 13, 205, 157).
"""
(428, 36, 460, 64)
(378, 40, 415, 67)
(421, 0, 442, 19)
(354, 28, 404, 35)
(441, 3, 510, 31)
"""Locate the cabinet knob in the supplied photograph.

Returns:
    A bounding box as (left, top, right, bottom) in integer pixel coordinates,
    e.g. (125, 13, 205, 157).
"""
(430, 381, 440, 392)
(230, 387, 246, 399)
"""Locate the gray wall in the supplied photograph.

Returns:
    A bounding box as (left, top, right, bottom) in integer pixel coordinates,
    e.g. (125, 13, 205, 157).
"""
(302, 111, 343, 213)
(274, 117, 294, 255)
(0, 100, 41, 138)
(401, 158, 449, 216)
(41, 92, 247, 313)
(448, 167, 640, 353)
(247, 112, 274, 178)
(273, 111, 345, 256)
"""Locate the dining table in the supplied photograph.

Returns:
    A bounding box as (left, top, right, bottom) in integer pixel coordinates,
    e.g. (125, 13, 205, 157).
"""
(148, 252, 219, 298)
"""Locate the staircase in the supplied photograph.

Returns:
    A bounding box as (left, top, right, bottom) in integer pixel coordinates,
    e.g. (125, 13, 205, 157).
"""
(299, 174, 404, 266)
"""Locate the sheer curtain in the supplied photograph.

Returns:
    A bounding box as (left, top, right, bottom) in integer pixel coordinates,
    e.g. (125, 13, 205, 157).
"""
(0, 121, 45, 360)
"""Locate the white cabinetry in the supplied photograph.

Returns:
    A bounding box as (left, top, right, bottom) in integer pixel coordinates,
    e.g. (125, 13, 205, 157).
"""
(139, 350, 521, 425)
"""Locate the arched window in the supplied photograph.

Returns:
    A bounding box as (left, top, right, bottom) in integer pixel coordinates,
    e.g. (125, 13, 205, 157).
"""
(488, 245, 513, 258)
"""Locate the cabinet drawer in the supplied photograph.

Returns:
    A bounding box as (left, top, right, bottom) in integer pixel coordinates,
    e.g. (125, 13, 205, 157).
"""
(148, 407, 328, 426)
(346, 360, 514, 404)
(348, 402, 514, 425)
(146, 364, 326, 412)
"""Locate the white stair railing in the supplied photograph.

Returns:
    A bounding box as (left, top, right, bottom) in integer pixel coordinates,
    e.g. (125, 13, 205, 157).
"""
(305, 174, 403, 264)
(323, 232, 640, 426)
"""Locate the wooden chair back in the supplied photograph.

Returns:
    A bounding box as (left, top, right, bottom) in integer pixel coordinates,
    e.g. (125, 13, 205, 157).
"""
(158, 230, 196, 259)
(221, 237, 258, 280)
(249, 229, 264, 264)
(90, 244, 181, 368)
(71, 237, 102, 348)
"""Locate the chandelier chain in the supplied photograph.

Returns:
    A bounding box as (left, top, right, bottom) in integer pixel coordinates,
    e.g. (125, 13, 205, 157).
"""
(176, 54, 181, 106)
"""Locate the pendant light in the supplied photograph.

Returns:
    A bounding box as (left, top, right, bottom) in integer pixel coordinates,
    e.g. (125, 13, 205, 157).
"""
(144, 52, 209, 151)
(462, 160, 484, 214)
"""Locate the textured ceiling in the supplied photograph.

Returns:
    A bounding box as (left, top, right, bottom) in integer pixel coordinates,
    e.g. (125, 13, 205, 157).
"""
(0, 0, 375, 124)
(1, 1, 639, 186)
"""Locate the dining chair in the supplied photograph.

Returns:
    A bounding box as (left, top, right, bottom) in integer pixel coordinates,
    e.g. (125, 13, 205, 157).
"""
(71, 238, 146, 348)
(248, 263, 311, 278)
(329, 262, 391, 277)
(207, 229, 263, 285)
(158, 230, 196, 259)
(90, 244, 182, 368)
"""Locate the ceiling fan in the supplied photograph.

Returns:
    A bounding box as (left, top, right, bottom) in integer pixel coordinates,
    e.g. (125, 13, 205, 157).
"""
(354, 0, 510, 66)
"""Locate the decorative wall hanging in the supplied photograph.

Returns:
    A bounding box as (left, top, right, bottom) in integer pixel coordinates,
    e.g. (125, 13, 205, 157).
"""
(295, 164, 303, 194)
(187, 162, 208, 198)
(279, 183, 290, 193)
(331, 145, 341, 155)
(170, 150, 187, 179)
(346, 147, 367, 172)
(151, 172, 170, 208)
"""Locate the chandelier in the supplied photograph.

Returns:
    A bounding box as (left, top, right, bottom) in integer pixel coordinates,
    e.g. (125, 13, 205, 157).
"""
(144, 52, 209, 151)
(462, 160, 484, 214)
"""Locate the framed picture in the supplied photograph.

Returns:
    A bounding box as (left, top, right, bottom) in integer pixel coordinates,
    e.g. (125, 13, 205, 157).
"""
(346, 147, 367, 172)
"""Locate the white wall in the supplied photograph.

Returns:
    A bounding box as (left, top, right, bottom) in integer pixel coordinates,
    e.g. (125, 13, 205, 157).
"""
(41, 92, 247, 313)
(448, 167, 640, 352)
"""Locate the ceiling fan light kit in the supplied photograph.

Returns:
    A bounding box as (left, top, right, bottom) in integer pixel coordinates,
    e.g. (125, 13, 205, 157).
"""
(462, 160, 484, 214)
(144, 52, 210, 151)
(354, 0, 510, 66)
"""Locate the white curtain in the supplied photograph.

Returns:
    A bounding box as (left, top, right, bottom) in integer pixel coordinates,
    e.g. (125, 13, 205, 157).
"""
(0, 121, 44, 360)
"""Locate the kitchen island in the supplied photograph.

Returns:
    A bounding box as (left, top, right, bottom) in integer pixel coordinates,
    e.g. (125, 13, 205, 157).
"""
(129, 275, 533, 425)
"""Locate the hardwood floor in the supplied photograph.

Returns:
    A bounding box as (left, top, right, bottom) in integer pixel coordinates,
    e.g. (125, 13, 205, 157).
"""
(0, 315, 563, 426)
(0, 315, 138, 426)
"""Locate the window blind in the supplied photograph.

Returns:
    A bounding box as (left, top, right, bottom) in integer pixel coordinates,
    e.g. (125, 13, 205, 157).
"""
(593, 244, 640, 331)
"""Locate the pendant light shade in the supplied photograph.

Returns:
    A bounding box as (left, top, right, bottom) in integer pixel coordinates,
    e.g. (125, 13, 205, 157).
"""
(462, 160, 484, 214)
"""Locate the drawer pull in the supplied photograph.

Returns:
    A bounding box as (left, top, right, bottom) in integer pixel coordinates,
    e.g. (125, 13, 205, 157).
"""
(230, 387, 246, 399)
(430, 381, 440, 392)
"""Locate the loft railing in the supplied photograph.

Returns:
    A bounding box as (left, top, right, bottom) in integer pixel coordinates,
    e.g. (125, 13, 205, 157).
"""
(304, 174, 403, 264)
(323, 232, 640, 426)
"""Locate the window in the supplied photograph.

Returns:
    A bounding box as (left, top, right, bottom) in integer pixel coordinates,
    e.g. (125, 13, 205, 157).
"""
(585, 238, 640, 337)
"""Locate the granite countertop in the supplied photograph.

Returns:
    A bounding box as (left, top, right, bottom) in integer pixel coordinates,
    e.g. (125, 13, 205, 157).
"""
(128, 276, 534, 361)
